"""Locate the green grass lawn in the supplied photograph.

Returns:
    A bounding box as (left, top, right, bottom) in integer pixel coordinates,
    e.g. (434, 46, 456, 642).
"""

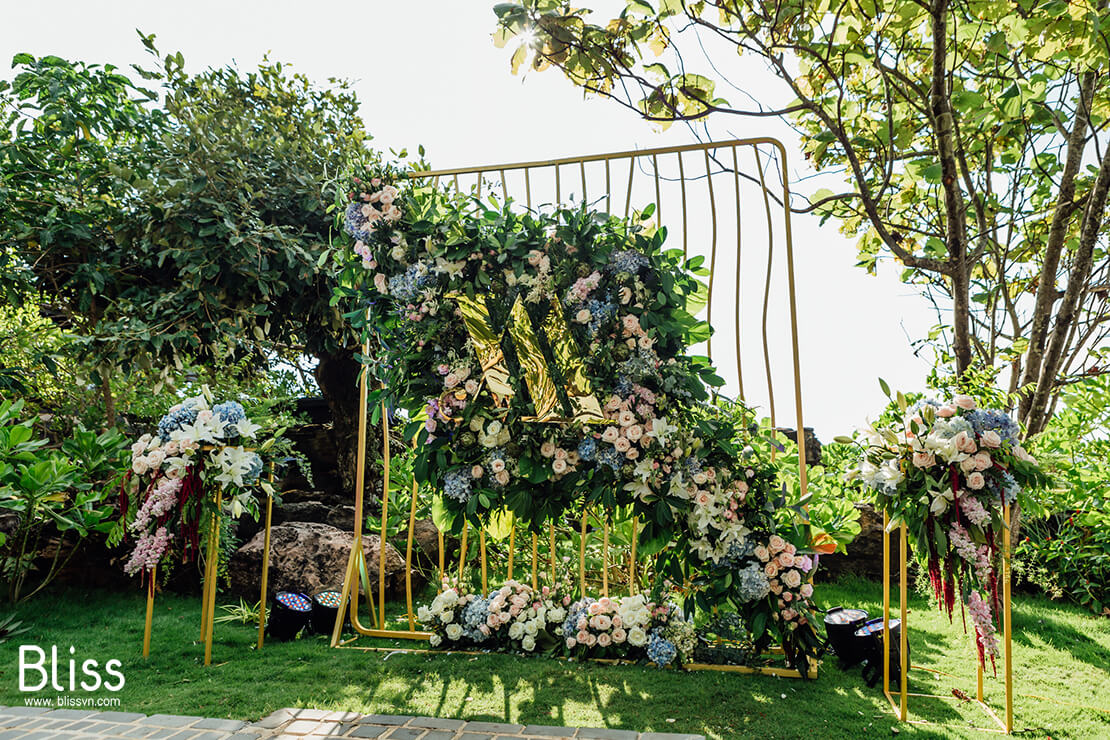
(1, 576, 1107, 739)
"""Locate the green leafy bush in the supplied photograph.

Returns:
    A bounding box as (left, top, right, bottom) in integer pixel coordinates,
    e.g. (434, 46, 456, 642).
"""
(0, 399, 127, 601)
(1019, 374, 1110, 614)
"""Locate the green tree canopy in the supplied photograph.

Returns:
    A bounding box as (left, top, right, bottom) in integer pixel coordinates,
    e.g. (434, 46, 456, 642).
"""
(493, 0, 1110, 435)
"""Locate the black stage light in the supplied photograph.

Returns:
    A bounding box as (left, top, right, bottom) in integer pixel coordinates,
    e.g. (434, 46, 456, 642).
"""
(855, 616, 907, 688)
(267, 591, 312, 641)
(824, 607, 870, 667)
(310, 589, 344, 635)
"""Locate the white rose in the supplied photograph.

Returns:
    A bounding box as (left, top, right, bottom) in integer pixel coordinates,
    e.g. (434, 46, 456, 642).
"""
(508, 622, 525, 640)
(429, 633, 442, 647)
(445, 623, 463, 641)
(521, 635, 536, 652)
(627, 627, 648, 647)
(440, 610, 455, 624)
(417, 606, 432, 623)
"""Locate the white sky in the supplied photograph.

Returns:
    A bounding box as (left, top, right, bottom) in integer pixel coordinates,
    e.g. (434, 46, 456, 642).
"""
(1, 1, 939, 440)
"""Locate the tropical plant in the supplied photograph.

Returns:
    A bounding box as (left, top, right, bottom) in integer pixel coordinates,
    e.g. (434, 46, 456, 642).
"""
(0, 399, 125, 602)
(491, 0, 1110, 435)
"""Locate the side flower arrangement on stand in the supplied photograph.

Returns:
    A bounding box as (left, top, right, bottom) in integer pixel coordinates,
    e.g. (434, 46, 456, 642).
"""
(120, 390, 271, 580)
(851, 389, 1047, 670)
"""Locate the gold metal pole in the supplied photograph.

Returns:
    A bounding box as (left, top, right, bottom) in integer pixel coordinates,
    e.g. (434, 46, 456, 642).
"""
(531, 532, 539, 590)
(731, 145, 745, 401)
(899, 522, 908, 721)
(579, 509, 589, 596)
(479, 531, 488, 593)
(677, 152, 688, 259)
(767, 140, 809, 498)
(601, 519, 610, 598)
(332, 327, 370, 647)
(405, 474, 419, 631)
(704, 148, 718, 361)
(629, 517, 638, 595)
(882, 511, 890, 699)
(507, 519, 515, 581)
(378, 400, 390, 630)
(1004, 502, 1014, 733)
(457, 525, 468, 582)
(257, 483, 274, 650)
(549, 528, 556, 585)
(143, 567, 155, 658)
(438, 528, 445, 584)
(203, 488, 223, 667)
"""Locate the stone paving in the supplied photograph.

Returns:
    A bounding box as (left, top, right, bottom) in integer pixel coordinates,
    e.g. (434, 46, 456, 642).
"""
(0, 707, 703, 740)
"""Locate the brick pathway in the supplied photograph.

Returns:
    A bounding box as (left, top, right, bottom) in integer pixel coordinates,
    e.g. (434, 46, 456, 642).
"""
(0, 707, 703, 740)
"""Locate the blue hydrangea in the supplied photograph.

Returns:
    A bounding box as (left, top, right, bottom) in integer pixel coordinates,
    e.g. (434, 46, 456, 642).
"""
(586, 299, 616, 337)
(577, 438, 597, 462)
(343, 202, 372, 242)
(597, 446, 623, 472)
(609, 250, 649, 274)
(964, 409, 1020, 444)
(388, 262, 436, 304)
(614, 375, 633, 397)
(562, 599, 593, 639)
(718, 539, 755, 570)
(157, 400, 201, 442)
(443, 469, 472, 502)
(646, 630, 677, 666)
(987, 469, 1020, 505)
(212, 401, 246, 436)
(243, 451, 264, 485)
(735, 562, 772, 603)
(461, 596, 491, 642)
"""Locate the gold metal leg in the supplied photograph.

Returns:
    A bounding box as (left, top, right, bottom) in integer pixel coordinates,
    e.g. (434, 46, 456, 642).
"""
(579, 509, 588, 597)
(629, 517, 638, 595)
(1004, 503, 1014, 733)
(899, 522, 908, 721)
(257, 492, 273, 650)
(203, 489, 223, 666)
(143, 567, 155, 658)
(531, 532, 538, 590)
(883, 512, 890, 698)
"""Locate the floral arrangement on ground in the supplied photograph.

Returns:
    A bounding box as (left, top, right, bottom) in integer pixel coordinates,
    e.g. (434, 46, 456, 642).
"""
(851, 387, 1047, 670)
(329, 166, 823, 672)
(117, 388, 275, 580)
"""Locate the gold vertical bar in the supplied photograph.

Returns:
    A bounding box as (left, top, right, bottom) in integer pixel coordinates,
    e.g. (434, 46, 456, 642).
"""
(753, 149, 778, 437)
(405, 472, 419, 631)
(500, 169, 508, 204)
(732, 146, 745, 400)
(579, 509, 589, 596)
(143, 567, 155, 658)
(452, 173, 459, 194)
(977, 648, 984, 701)
(531, 533, 539, 590)
(704, 148, 718, 361)
(203, 488, 222, 667)
(768, 141, 809, 498)
(476, 171, 483, 200)
(624, 157, 635, 219)
(257, 469, 274, 649)
(580, 161, 587, 202)
(1004, 502, 1013, 733)
(525, 168, 532, 209)
(507, 519, 516, 581)
(333, 330, 370, 647)
(458, 525, 469, 582)
(549, 528, 556, 584)
(883, 510, 890, 697)
(437, 528, 445, 584)
(378, 400, 390, 631)
(480, 531, 489, 593)
(629, 517, 638, 595)
(652, 154, 661, 223)
(604, 159, 611, 211)
(601, 519, 610, 597)
(555, 163, 561, 203)
(678, 152, 688, 259)
(899, 522, 908, 721)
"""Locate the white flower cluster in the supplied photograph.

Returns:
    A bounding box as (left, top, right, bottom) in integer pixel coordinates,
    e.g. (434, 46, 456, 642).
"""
(684, 466, 752, 563)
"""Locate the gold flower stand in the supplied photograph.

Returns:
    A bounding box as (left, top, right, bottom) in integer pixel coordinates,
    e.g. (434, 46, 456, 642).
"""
(881, 507, 1014, 733)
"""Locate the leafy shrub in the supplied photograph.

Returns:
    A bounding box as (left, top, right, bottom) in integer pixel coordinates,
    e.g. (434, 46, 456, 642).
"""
(1018, 374, 1110, 614)
(0, 398, 127, 601)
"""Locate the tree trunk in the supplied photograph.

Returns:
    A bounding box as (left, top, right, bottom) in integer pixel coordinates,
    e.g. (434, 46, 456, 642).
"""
(313, 347, 381, 511)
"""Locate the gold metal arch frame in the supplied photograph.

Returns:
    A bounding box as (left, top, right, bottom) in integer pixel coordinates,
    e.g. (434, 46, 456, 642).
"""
(882, 509, 1014, 733)
(330, 138, 812, 677)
